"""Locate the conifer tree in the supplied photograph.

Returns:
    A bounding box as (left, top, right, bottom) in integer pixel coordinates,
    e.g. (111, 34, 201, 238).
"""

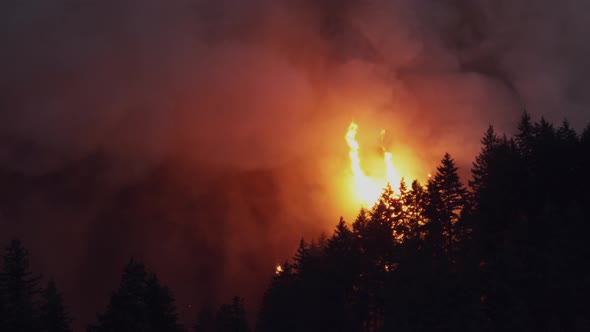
(326, 218, 355, 259)
(392, 179, 409, 241)
(40, 279, 72, 332)
(516, 110, 534, 156)
(215, 297, 249, 332)
(405, 180, 427, 242)
(364, 184, 397, 263)
(145, 274, 183, 332)
(556, 119, 578, 144)
(89, 260, 150, 332)
(351, 208, 369, 241)
(469, 125, 499, 203)
(256, 261, 297, 332)
(89, 259, 182, 332)
(0, 239, 41, 332)
(425, 153, 467, 258)
(292, 239, 309, 275)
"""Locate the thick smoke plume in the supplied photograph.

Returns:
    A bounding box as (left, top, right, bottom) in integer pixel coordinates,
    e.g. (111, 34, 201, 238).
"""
(1, 0, 589, 328)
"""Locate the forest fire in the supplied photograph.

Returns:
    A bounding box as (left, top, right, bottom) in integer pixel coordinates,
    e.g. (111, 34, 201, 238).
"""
(345, 121, 403, 207)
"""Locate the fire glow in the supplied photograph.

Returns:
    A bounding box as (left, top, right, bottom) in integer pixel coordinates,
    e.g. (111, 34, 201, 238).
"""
(345, 121, 402, 207)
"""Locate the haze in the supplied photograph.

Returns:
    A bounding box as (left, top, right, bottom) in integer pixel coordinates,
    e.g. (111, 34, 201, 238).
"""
(1, 0, 589, 329)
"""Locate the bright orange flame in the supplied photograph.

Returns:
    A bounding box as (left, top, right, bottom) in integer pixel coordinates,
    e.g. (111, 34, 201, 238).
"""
(345, 122, 382, 206)
(381, 129, 401, 187)
(275, 265, 283, 275)
(345, 122, 403, 207)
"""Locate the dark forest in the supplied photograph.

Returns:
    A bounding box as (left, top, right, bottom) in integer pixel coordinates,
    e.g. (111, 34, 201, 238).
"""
(2, 113, 589, 331)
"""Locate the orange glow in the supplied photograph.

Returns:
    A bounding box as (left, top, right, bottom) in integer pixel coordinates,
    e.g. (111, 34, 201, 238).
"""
(345, 122, 406, 208)
(275, 265, 283, 275)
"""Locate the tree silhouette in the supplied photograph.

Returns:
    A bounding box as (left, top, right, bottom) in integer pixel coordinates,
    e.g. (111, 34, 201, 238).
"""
(516, 110, 535, 157)
(215, 297, 249, 332)
(256, 261, 297, 332)
(145, 274, 183, 332)
(40, 279, 72, 332)
(469, 125, 500, 204)
(88, 259, 182, 332)
(3, 115, 590, 332)
(0, 239, 42, 332)
(401, 179, 427, 243)
(425, 153, 468, 258)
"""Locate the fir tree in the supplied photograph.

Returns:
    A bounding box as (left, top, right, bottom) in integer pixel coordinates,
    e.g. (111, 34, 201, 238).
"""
(0, 239, 41, 332)
(392, 179, 409, 241)
(256, 261, 297, 332)
(89, 259, 182, 332)
(469, 125, 500, 203)
(516, 110, 534, 156)
(556, 119, 578, 144)
(215, 297, 249, 332)
(405, 180, 427, 242)
(292, 239, 309, 275)
(145, 274, 183, 332)
(425, 153, 467, 258)
(40, 279, 72, 332)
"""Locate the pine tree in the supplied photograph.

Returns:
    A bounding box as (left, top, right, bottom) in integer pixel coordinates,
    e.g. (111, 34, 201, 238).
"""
(403, 180, 427, 243)
(0, 239, 41, 332)
(89, 259, 182, 332)
(292, 239, 309, 275)
(351, 208, 369, 241)
(256, 261, 297, 332)
(425, 153, 467, 258)
(393, 179, 409, 241)
(215, 297, 249, 332)
(363, 184, 398, 264)
(40, 279, 72, 332)
(516, 110, 534, 156)
(469, 125, 500, 203)
(315, 232, 328, 254)
(556, 119, 578, 144)
(89, 260, 149, 332)
(145, 274, 183, 332)
(326, 218, 355, 259)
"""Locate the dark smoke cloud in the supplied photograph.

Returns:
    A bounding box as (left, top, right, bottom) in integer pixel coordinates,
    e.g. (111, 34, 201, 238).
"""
(1, 0, 589, 329)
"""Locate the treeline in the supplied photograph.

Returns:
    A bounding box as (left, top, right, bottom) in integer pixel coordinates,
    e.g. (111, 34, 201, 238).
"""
(0, 239, 250, 332)
(2, 113, 590, 331)
(257, 112, 590, 332)
(0, 239, 72, 332)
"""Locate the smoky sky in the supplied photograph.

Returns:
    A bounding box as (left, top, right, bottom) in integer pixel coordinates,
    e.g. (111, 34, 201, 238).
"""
(1, 0, 590, 329)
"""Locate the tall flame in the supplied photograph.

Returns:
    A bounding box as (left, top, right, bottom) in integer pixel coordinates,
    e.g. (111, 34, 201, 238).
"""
(345, 122, 382, 206)
(346, 122, 402, 207)
(381, 129, 401, 187)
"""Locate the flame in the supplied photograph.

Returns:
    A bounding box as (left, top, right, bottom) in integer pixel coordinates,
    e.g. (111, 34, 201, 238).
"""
(345, 122, 382, 206)
(381, 129, 401, 187)
(275, 265, 283, 275)
(345, 122, 403, 207)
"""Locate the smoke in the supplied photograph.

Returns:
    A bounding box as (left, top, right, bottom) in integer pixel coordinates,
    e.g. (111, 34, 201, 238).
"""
(1, 0, 589, 329)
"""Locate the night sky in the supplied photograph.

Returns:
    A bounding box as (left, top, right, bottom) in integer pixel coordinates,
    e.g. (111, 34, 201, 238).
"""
(1, 0, 590, 329)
